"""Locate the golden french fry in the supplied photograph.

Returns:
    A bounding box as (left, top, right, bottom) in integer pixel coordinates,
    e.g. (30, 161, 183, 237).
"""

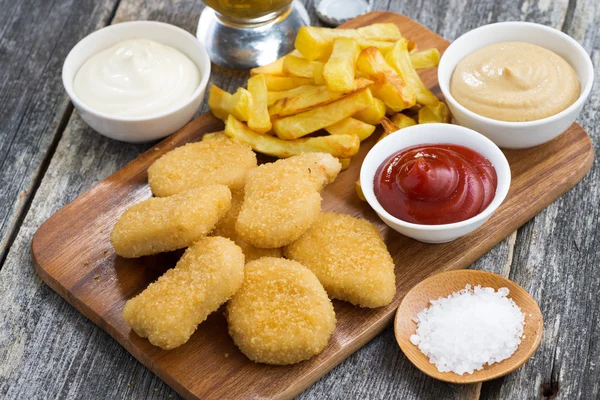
(410, 48, 441, 70)
(267, 85, 318, 106)
(225, 115, 360, 159)
(407, 40, 417, 53)
(391, 113, 418, 129)
(380, 117, 399, 135)
(339, 158, 351, 170)
(295, 24, 401, 60)
(385, 39, 439, 106)
(202, 131, 227, 141)
(353, 97, 386, 125)
(250, 49, 302, 76)
(264, 75, 314, 91)
(273, 88, 374, 139)
(356, 47, 415, 112)
(355, 179, 365, 201)
(247, 74, 272, 133)
(325, 117, 375, 141)
(269, 78, 373, 118)
(418, 102, 451, 124)
(379, 114, 416, 142)
(356, 23, 402, 40)
(323, 38, 360, 92)
(208, 85, 253, 121)
(251, 58, 284, 77)
(282, 55, 325, 84)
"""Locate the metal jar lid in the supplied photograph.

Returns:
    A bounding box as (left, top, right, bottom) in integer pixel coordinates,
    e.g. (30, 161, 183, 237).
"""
(316, 0, 372, 27)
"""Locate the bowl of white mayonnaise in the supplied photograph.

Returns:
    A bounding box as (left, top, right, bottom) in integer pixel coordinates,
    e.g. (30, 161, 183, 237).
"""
(438, 21, 594, 149)
(63, 21, 211, 143)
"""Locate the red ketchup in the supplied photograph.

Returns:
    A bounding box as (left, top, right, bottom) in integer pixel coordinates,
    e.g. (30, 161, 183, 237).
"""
(374, 144, 497, 225)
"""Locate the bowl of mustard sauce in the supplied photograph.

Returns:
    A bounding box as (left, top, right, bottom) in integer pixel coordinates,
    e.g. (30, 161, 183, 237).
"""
(438, 22, 594, 149)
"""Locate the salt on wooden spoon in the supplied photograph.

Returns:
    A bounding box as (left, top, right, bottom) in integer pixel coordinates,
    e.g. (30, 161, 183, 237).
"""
(394, 269, 543, 383)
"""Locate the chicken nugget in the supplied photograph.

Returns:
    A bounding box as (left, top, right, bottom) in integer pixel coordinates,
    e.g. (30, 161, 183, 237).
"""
(110, 185, 231, 258)
(227, 257, 335, 365)
(148, 137, 257, 197)
(211, 190, 282, 261)
(236, 153, 341, 248)
(123, 236, 245, 350)
(285, 212, 396, 308)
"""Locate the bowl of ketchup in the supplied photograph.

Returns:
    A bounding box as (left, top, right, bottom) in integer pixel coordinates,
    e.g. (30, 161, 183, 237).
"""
(360, 123, 510, 243)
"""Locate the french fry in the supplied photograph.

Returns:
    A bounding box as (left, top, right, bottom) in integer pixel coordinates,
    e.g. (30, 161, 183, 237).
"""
(282, 55, 325, 84)
(202, 131, 227, 141)
(379, 114, 416, 142)
(353, 97, 386, 125)
(325, 117, 376, 141)
(323, 38, 360, 92)
(391, 113, 418, 129)
(273, 88, 374, 139)
(355, 23, 402, 41)
(250, 49, 302, 76)
(356, 47, 415, 112)
(380, 117, 399, 136)
(355, 179, 365, 201)
(410, 48, 441, 70)
(267, 85, 318, 106)
(385, 39, 439, 106)
(247, 74, 272, 133)
(378, 115, 416, 142)
(225, 115, 360, 159)
(264, 75, 314, 91)
(295, 24, 401, 60)
(418, 102, 451, 124)
(407, 40, 418, 53)
(208, 85, 253, 121)
(269, 78, 373, 118)
(339, 158, 351, 170)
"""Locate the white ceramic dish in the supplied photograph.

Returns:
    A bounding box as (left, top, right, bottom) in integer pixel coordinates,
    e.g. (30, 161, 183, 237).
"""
(438, 21, 594, 149)
(63, 21, 211, 143)
(360, 124, 511, 243)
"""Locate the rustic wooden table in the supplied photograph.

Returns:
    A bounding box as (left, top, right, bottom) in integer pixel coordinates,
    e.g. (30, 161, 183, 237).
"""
(0, 0, 598, 399)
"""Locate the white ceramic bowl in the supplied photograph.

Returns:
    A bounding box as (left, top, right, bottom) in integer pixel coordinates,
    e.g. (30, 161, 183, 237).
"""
(62, 21, 211, 143)
(360, 124, 511, 243)
(438, 21, 594, 149)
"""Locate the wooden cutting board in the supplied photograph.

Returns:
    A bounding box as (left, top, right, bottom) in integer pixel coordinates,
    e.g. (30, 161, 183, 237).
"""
(31, 11, 594, 400)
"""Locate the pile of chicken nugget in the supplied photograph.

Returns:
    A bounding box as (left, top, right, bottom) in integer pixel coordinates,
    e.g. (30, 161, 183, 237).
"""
(110, 23, 446, 365)
(111, 142, 396, 364)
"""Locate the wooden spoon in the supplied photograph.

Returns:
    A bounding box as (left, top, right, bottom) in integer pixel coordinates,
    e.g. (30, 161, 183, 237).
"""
(394, 269, 543, 383)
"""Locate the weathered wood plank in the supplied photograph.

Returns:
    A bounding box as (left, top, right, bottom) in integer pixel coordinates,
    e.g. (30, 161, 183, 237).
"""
(480, 1, 600, 399)
(0, 0, 119, 264)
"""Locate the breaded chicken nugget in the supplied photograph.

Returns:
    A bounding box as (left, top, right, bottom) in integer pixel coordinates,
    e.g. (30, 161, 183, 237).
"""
(285, 212, 396, 308)
(111, 185, 231, 258)
(148, 137, 257, 197)
(123, 237, 244, 350)
(211, 190, 282, 261)
(227, 257, 336, 365)
(236, 153, 341, 248)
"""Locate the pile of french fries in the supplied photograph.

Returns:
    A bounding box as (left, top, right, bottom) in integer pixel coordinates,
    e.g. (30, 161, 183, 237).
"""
(207, 23, 450, 167)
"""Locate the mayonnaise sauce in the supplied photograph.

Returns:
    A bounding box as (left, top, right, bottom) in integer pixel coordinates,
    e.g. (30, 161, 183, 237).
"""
(74, 39, 200, 118)
(450, 42, 580, 122)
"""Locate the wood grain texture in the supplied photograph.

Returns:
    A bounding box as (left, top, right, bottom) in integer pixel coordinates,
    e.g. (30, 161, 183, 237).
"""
(29, 13, 594, 400)
(0, 0, 119, 263)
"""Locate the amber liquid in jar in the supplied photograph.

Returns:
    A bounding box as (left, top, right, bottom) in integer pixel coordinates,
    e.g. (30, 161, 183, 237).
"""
(203, 0, 293, 22)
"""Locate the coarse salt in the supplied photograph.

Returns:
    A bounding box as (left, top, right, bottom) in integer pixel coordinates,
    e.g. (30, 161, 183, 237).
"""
(410, 284, 525, 375)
